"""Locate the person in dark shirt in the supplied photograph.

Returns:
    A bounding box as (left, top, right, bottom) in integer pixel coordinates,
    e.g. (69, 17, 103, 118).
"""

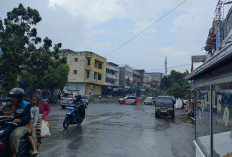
(1, 88, 31, 157)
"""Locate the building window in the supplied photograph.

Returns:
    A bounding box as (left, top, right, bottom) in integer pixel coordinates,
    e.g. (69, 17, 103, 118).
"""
(87, 58, 91, 65)
(98, 74, 102, 80)
(74, 58, 78, 62)
(98, 63, 102, 69)
(73, 70, 77, 74)
(86, 71, 90, 78)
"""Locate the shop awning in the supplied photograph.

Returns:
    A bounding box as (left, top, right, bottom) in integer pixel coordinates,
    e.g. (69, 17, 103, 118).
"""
(186, 43, 232, 80)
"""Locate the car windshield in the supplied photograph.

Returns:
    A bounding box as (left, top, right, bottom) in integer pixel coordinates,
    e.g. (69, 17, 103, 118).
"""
(145, 97, 153, 101)
(156, 97, 173, 105)
(62, 94, 73, 98)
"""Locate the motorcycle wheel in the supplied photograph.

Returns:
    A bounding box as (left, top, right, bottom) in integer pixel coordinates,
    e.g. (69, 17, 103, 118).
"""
(63, 117, 70, 129)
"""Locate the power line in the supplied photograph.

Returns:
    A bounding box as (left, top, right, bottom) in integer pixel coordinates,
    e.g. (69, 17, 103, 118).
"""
(105, 0, 188, 58)
(147, 63, 191, 72)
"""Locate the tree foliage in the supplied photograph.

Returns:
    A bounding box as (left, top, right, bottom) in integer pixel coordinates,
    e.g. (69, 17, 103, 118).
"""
(160, 70, 189, 99)
(0, 4, 69, 92)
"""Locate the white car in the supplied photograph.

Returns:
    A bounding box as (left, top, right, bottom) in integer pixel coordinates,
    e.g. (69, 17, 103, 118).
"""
(60, 93, 77, 109)
(125, 96, 137, 105)
(144, 97, 155, 105)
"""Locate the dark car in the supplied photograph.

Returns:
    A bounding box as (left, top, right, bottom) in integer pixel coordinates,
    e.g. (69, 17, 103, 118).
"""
(155, 96, 175, 119)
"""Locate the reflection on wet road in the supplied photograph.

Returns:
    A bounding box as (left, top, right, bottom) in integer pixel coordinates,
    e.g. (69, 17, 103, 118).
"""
(39, 103, 195, 157)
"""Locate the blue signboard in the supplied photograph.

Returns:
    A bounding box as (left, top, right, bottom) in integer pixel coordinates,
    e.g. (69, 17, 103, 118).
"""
(216, 27, 221, 50)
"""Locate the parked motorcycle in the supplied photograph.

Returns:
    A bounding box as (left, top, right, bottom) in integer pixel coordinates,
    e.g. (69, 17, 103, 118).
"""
(63, 103, 85, 129)
(0, 118, 31, 157)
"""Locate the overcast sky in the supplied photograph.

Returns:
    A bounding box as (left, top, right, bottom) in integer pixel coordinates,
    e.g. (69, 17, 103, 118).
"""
(0, 0, 220, 74)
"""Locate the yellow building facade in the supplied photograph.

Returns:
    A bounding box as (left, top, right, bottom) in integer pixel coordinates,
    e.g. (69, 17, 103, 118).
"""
(59, 50, 106, 96)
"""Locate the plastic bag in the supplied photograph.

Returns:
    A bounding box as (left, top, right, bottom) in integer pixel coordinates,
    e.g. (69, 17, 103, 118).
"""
(41, 120, 51, 137)
(44, 120, 49, 128)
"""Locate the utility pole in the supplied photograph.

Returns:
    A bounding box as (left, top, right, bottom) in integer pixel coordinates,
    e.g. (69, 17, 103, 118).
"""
(165, 56, 167, 76)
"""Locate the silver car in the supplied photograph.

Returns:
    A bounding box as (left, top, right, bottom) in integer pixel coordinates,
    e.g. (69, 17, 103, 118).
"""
(144, 97, 155, 105)
(60, 93, 77, 109)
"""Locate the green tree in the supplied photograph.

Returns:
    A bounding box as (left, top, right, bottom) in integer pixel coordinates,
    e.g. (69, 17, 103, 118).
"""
(0, 4, 69, 93)
(21, 58, 69, 92)
(1, 72, 18, 92)
(160, 70, 189, 99)
(160, 76, 171, 90)
(0, 4, 42, 91)
(167, 83, 187, 99)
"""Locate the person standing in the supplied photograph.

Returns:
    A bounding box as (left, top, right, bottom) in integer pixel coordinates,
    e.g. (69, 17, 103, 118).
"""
(34, 89, 50, 144)
(27, 96, 39, 156)
(34, 89, 50, 120)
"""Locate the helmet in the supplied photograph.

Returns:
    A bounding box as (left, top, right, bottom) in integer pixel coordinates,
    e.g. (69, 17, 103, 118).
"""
(75, 94, 82, 102)
(8, 88, 25, 102)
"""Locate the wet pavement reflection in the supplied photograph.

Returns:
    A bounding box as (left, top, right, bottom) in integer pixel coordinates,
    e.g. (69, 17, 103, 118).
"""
(39, 103, 195, 157)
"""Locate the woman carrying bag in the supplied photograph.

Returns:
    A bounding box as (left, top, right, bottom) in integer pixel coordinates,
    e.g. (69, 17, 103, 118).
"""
(34, 89, 51, 142)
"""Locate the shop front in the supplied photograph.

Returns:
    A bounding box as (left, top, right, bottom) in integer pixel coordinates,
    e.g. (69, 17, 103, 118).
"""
(186, 45, 232, 157)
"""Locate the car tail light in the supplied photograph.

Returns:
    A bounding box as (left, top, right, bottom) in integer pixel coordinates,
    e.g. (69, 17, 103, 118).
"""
(59, 98, 63, 101)
(0, 142, 5, 149)
(70, 99, 74, 101)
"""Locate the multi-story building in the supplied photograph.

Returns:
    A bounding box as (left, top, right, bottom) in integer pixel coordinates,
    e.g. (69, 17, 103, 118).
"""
(59, 49, 106, 96)
(102, 62, 120, 95)
(119, 65, 133, 95)
(133, 70, 145, 87)
(133, 70, 142, 87)
(146, 72, 164, 83)
(143, 73, 151, 88)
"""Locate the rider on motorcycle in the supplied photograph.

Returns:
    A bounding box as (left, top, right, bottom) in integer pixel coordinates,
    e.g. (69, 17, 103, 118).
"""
(0, 88, 31, 157)
(73, 94, 85, 122)
(74, 94, 82, 104)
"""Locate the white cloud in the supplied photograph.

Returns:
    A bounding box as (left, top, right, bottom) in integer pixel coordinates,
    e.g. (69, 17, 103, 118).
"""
(161, 47, 187, 56)
(132, 20, 157, 35)
(170, 0, 218, 55)
(1, 0, 218, 73)
(47, 0, 186, 23)
(48, 0, 128, 24)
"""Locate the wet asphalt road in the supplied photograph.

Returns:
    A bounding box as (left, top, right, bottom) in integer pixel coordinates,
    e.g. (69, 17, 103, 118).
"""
(39, 103, 195, 157)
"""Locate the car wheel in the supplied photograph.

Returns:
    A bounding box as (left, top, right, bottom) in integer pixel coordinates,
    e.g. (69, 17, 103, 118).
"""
(62, 105, 66, 109)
